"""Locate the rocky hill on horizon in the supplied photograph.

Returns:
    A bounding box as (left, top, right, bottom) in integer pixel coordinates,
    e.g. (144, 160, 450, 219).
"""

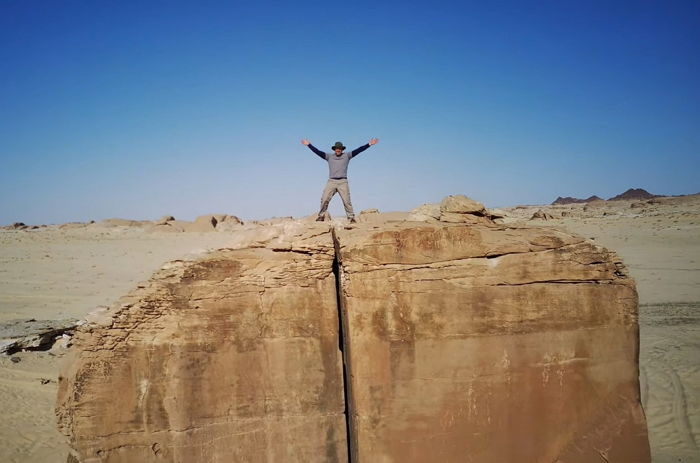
(551, 188, 662, 205)
(551, 195, 603, 205)
(608, 188, 658, 201)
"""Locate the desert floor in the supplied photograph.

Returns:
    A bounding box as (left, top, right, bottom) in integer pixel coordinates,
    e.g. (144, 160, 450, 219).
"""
(1, 196, 699, 462)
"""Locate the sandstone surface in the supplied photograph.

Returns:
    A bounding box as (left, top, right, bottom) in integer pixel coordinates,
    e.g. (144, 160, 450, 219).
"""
(57, 223, 348, 462)
(56, 212, 650, 462)
(334, 221, 649, 462)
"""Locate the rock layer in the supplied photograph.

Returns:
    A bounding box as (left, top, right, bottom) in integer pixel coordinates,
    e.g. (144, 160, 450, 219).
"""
(57, 218, 650, 462)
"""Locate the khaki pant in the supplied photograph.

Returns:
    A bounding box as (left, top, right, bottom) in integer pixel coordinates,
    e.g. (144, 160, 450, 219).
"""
(318, 179, 354, 219)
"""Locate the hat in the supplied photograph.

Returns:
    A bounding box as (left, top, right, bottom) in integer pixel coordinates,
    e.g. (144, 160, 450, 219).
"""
(331, 142, 346, 151)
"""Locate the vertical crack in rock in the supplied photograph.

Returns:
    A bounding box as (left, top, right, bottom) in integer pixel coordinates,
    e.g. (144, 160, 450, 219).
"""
(331, 227, 356, 463)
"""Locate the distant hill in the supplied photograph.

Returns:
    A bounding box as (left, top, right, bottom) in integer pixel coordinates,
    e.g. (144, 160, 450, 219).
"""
(551, 195, 603, 205)
(552, 189, 661, 205)
(608, 188, 658, 201)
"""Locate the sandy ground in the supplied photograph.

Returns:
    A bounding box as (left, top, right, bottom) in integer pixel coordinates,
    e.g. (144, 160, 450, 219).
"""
(1, 197, 699, 462)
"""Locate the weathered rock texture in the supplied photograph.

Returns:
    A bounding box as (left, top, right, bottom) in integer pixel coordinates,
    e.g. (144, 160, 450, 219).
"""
(334, 222, 649, 462)
(57, 224, 348, 462)
(57, 216, 650, 462)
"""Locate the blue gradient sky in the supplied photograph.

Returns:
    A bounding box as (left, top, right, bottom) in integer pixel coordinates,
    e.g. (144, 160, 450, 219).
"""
(1, 0, 698, 224)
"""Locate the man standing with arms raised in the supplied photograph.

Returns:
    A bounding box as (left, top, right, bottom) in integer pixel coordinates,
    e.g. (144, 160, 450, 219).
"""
(301, 138, 379, 223)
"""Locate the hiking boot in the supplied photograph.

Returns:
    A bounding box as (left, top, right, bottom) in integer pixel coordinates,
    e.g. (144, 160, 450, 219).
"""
(316, 215, 325, 222)
(349, 217, 357, 224)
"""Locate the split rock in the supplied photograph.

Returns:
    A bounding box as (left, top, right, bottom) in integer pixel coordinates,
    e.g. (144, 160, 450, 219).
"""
(57, 219, 650, 462)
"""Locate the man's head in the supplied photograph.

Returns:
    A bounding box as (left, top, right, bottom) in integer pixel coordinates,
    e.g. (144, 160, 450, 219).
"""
(332, 141, 345, 155)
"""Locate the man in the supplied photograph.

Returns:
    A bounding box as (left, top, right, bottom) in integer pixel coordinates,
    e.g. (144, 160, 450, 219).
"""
(301, 138, 379, 223)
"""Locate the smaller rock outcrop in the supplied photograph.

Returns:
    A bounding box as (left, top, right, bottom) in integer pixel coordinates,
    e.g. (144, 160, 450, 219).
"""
(407, 203, 441, 222)
(191, 214, 219, 231)
(155, 215, 175, 225)
(408, 195, 492, 224)
(0, 318, 78, 354)
(215, 215, 244, 231)
(1, 222, 29, 230)
(530, 209, 555, 220)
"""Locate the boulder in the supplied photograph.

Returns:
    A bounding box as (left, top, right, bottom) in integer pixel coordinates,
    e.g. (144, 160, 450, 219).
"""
(4, 222, 28, 230)
(407, 203, 440, 222)
(440, 194, 484, 213)
(486, 208, 507, 220)
(155, 215, 175, 225)
(409, 196, 492, 224)
(191, 214, 218, 231)
(148, 220, 189, 233)
(439, 196, 493, 224)
(0, 318, 78, 354)
(216, 215, 244, 232)
(220, 215, 243, 225)
(57, 219, 650, 462)
(530, 209, 555, 220)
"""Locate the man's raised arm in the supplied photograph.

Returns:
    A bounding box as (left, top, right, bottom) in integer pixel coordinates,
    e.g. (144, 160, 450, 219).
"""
(350, 138, 379, 158)
(301, 139, 326, 159)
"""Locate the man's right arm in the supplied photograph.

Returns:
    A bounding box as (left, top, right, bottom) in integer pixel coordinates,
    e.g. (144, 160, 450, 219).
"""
(301, 139, 326, 159)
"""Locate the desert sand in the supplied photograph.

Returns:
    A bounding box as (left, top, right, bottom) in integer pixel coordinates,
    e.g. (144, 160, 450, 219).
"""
(1, 196, 699, 462)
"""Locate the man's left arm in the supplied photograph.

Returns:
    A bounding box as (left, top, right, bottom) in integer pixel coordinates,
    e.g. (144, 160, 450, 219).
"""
(350, 138, 379, 158)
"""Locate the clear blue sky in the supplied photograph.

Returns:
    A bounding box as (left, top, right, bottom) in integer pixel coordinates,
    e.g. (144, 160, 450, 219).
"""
(1, 0, 698, 224)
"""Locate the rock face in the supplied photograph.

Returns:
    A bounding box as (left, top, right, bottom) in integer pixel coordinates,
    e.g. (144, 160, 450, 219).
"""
(57, 224, 348, 462)
(333, 222, 649, 462)
(57, 211, 650, 462)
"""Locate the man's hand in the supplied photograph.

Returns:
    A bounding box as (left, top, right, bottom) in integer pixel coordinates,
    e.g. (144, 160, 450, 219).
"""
(369, 138, 379, 145)
(301, 139, 310, 146)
